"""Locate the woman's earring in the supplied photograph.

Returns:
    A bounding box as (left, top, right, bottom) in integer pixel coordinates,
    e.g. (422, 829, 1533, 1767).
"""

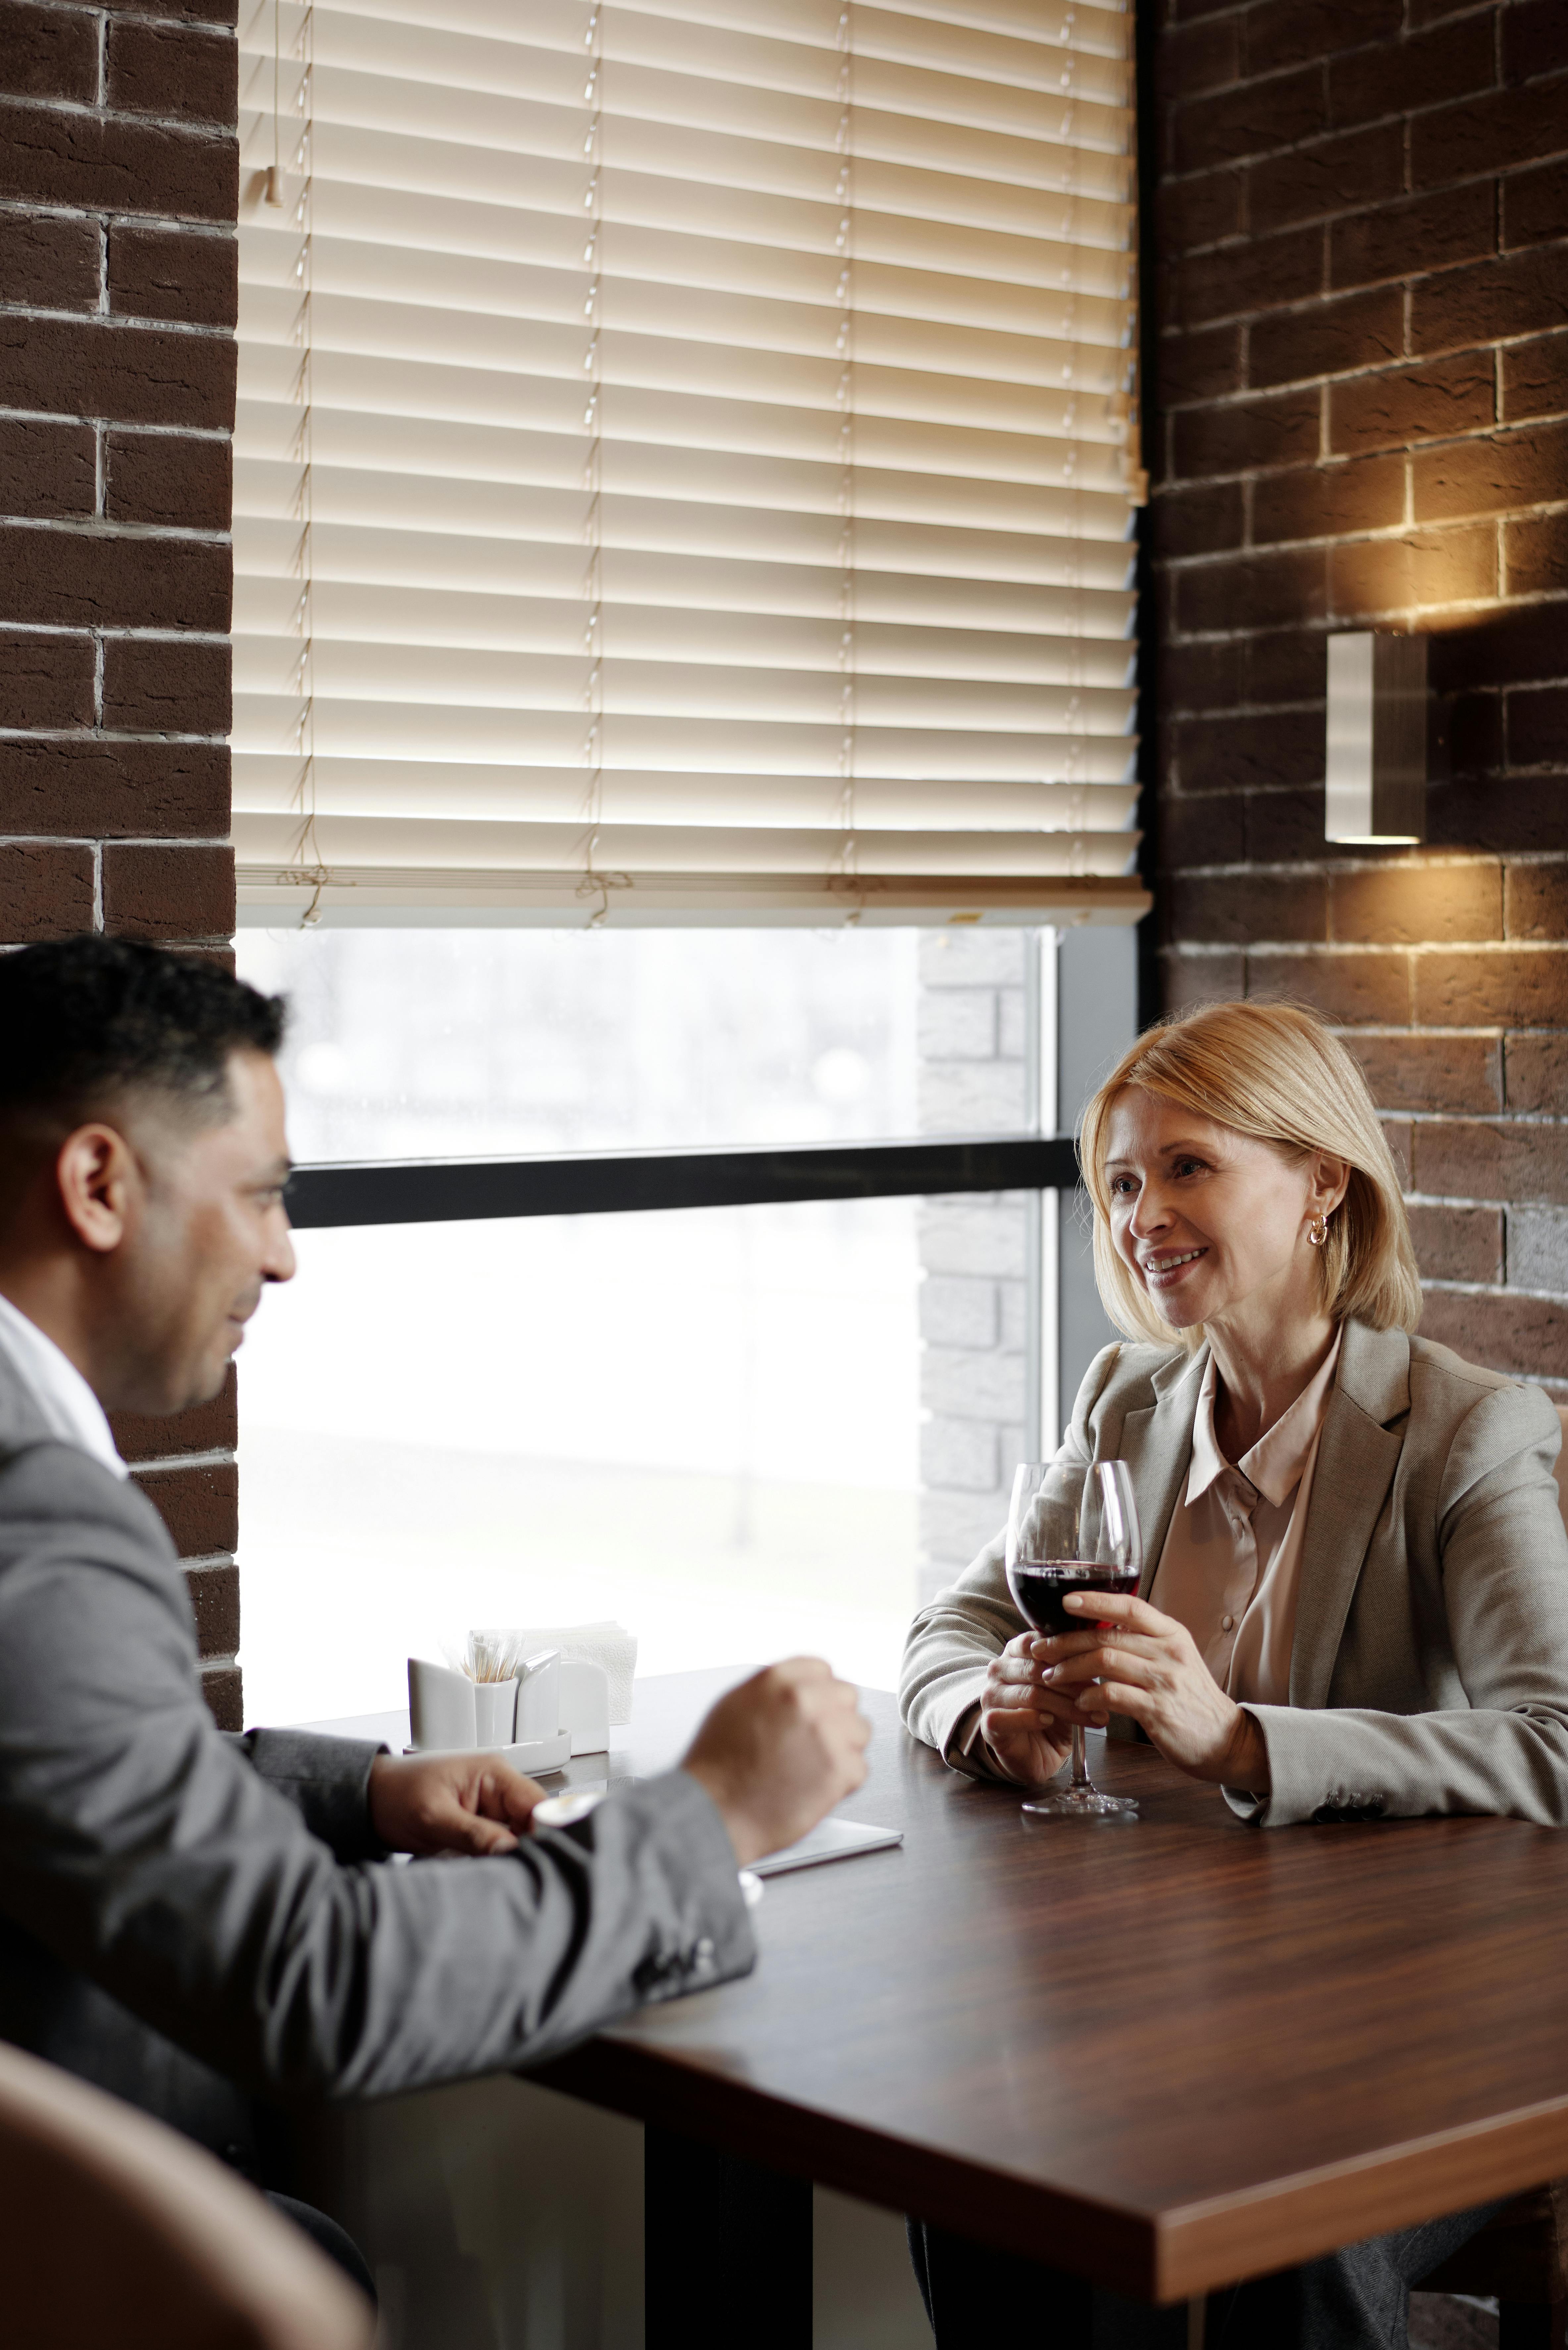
(1308, 1213, 1328, 1247)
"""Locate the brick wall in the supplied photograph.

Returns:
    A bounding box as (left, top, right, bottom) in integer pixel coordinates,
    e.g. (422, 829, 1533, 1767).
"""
(1149, 0, 1568, 1394)
(916, 931, 1033, 1598)
(1, 0, 240, 1720)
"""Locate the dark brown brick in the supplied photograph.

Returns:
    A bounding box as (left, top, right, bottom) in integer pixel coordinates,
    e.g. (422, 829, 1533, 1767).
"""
(1173, 705, 1325, 789)
(1413, 1116, 1568, 1202)
(1162, 15, 1242, 99)
(1172, 388, 1321, 475)
(1510, 690, 1568, 770)
(1432, 602, 1568, 691)
(1246, 947, 1411, 1020)
(107, 19, 236, 126)
(0, 737, 229, 837)
(0, 523, 230, 631)
(1248, 630, 1330, 702)
(1504, 333, 1568, 424)
(1329, 525, 1498, 618)
(1507, 1031, 1568, 1111)
(1245, 786, 1329, 861)
(200, 1664, 241, 1729)
(1329, 16, 1497, 131)
(1161, 789, 1248, 865)
(1444, 687, 1508, 774)
(1408, 1201, 1505, 1282)
(1412, 71, 1568, 190)
(1332, 861, 1503, 944)
(108, 223, 237, 329)
(1177, 226, 1324, 326)
(1179, 546, 1330, 630)
(1175, 67, 1329, 173)
(0, 103, 236, 223)
(1160, 946, 1248, 1010)
(1347, 1029, 1503, 1113)
(104, 429, 231, 529)
(1506, 859, 1568, 936)
(1150, 479, 1246, 557)
(0, 1, 99, 103)
(1417, 948, 1568, 1026)
(1161, 640, 1247, 714)
(1381, 1114, 1414, 1187)
(1330, 183, 1496, 294)
(1509, 512, 1568, 596)
(1429, 771, 1568, 853)
(1161, 171, 1246, 256)
(133, 1459, 237, 1557)
(1245, 0, 1404, 74)
(1252, 453, 1406, 544)
(1416, 1286, 1568, 1378)
(1330, 354, 1497, 455)
(1249, 123, 1405, 235)
(1249, 286, 1405, 389)
(0, 841, 95, 939)
(101, 0, 237, 19)
(185, 1560, 238, 1656)
(0, 415, 96, 519)
(1158, 323, 1246, 407)
(102, 635, 230, 734)
(103, 842, 234, 939)
(110, 1370, 236, 1463)
(1504, 156, 1568, 250)
(0, 208, 99, 310)
(1413, 420, 1568, 524)
(0, 312, 235, 432)
(0, 628, 94, 728)
(1502, 0, 1568, 82)
(1413, 244, 1568, 358)
(1170, 869, 1329, 942)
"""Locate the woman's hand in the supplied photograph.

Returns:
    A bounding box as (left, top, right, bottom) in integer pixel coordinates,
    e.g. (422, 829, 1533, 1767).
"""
(1040, 1591, 1272, 1791)
(978, 1632, 1099, 1786)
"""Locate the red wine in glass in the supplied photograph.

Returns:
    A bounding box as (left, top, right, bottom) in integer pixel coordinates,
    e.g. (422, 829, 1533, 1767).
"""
(1003, 1460, 1141, 1820)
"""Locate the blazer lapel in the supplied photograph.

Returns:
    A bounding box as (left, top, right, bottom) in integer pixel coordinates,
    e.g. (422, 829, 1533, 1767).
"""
(1116, 1346, 1205, 1598)
(1288, 1320, 1410, 1708)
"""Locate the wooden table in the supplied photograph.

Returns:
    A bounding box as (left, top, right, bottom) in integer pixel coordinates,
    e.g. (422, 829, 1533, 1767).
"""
(523, 1670, 1568, 2308)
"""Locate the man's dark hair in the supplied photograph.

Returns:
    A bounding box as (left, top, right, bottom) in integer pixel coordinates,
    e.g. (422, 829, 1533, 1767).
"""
(0, 937, 286, 1133)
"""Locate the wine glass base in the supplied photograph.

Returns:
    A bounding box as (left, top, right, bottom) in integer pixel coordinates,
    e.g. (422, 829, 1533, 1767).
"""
(1021, 1787, 1138, 1819)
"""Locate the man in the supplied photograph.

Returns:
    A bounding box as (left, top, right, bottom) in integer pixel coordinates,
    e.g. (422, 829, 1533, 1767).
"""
(0, 935, 868, 2268)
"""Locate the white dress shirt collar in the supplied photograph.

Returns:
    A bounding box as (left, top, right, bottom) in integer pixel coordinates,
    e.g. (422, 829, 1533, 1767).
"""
(0, 1290, 128, 1480)
(1186, 1328, 1343, 1511)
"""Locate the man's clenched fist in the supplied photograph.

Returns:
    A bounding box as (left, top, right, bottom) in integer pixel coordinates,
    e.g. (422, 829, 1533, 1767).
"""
(680, 1658, 871, 1865)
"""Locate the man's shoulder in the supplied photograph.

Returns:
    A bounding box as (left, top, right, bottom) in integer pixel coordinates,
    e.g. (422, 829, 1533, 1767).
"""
(0, 1344, 62, 1459)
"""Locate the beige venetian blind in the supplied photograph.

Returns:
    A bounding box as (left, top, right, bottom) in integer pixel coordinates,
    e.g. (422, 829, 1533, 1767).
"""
(234, 0, 1147, 926)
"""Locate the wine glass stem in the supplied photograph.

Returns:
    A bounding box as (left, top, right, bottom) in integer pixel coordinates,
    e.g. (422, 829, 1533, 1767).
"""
(1070, 1724, 1091, 1789)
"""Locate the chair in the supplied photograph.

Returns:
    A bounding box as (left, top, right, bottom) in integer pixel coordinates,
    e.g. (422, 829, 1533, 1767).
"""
(0, 2036, 373, 2350)
(1414, 1405, 1568, 2349)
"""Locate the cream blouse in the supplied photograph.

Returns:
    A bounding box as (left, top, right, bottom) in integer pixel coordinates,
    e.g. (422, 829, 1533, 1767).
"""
(1147, 1330, 1342, 1707)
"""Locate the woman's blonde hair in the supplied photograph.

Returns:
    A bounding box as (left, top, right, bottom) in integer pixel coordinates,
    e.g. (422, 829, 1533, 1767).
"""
(1078, 998, 1422, 1347)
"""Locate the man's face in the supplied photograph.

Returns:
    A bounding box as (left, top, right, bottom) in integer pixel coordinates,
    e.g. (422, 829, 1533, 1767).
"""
(111, 1051, 296, 1414)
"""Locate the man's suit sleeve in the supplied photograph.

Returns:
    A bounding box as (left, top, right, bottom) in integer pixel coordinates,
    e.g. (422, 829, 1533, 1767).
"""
(0, 1445, 756, 2101)
(225, 1727, 390, 1863)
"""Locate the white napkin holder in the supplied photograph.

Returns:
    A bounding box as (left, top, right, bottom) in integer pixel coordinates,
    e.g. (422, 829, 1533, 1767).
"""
(406, 1653, 571, 1775)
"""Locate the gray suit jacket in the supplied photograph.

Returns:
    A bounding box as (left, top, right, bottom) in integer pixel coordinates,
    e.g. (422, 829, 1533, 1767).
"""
(900, 1320, 1568, 1827)
(0, 1351, 753, 2167)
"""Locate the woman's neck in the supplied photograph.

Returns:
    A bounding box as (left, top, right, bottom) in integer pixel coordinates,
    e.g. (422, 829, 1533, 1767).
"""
(1204, 1311, 1339, 1462)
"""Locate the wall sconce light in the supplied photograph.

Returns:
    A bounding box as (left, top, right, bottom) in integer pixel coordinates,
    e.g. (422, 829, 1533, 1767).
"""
(1325, 631, 1428, 846)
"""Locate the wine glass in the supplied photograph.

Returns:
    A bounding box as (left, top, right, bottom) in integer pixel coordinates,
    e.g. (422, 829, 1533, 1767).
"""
(1004, 1458, 1141, 1820)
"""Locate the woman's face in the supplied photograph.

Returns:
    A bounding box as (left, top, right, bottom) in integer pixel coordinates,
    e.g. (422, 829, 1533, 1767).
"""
(1102, 1087, 1344, 1335)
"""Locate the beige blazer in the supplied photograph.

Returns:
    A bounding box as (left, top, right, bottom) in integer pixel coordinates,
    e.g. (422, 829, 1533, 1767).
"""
(899, 1319, 1568, 1827)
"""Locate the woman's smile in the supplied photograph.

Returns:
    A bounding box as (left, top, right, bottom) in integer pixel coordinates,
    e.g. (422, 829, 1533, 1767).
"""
(1141, 1244, 1209, 1290)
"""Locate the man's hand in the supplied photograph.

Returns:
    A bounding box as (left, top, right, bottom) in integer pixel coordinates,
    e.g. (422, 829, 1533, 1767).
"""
(1040, 1590, 1272, 1791)
(680, 1659, 871, 1866)
(368, 1751, 546, 1857)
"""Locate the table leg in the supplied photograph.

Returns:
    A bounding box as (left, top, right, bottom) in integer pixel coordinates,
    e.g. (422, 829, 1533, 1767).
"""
(644, 2126, 812, 2349)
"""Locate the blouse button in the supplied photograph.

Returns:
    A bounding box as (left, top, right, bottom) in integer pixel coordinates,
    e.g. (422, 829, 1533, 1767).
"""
(1221, 1613, 1235, 1631)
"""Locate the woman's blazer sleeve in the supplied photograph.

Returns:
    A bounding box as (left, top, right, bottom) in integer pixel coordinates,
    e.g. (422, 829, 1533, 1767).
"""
(897, 1344, 1113, 1780)
(1238, 1381, 1568, 1826)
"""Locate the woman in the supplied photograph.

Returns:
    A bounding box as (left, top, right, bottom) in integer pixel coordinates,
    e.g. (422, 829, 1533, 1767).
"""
(901, 997, 1568, 1825)
(899, 998, 1568, 2350)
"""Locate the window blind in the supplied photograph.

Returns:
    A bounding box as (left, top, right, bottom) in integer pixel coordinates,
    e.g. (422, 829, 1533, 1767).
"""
(235, 0, 1147, 927)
